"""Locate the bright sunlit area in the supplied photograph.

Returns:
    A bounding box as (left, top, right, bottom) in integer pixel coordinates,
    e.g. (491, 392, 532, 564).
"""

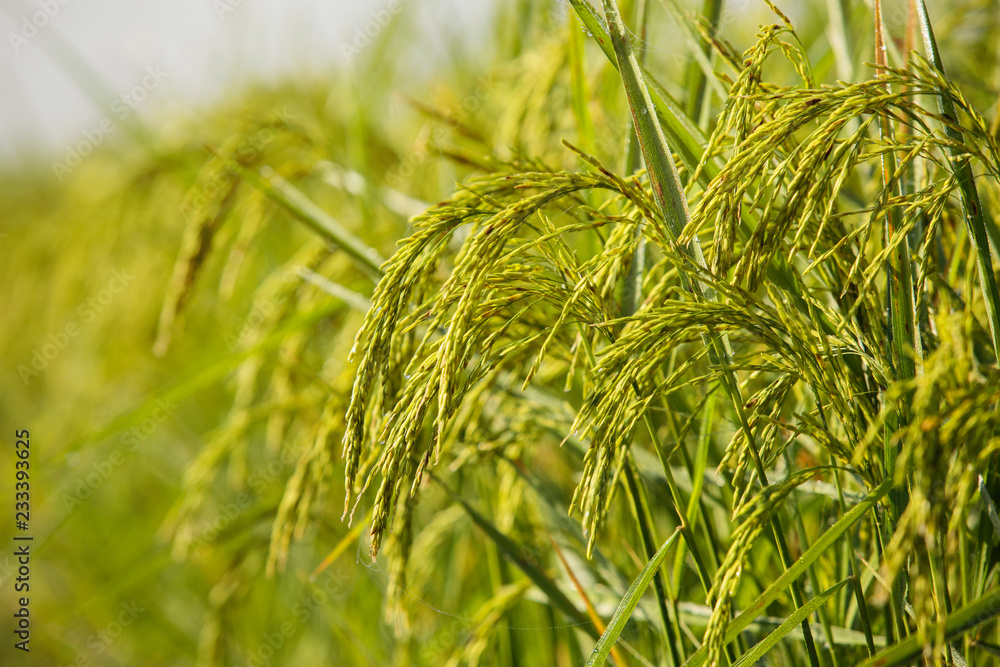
(0, 0, 491, 164)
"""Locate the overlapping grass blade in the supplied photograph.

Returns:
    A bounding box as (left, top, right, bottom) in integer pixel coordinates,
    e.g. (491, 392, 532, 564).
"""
(859, 588, 1000, 667)
(683, 478, 892, 667)
(428, 471, 597, 636)
(586, 527, 683, 666)
(231, 161, 386, 277)
(732, 578, 851, 667)
(567, 0, 708, 177)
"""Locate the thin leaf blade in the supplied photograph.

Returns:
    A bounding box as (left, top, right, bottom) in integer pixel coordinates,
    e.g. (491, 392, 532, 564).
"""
(586, 527, 682, 666)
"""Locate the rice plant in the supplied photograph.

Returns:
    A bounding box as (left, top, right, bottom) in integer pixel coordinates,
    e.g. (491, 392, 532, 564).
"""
(8, 0, 1000, 665)
(162, 0, 1000, 664)
(310, 2, 1000, 664)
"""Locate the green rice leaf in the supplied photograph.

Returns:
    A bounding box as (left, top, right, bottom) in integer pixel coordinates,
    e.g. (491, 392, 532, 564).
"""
(859, 587, 1000, 667)
(586, 527, 682, 666)
(234, 161, 386, 277)
(683, 478, 892, 667)
(732, 578, 850, 667)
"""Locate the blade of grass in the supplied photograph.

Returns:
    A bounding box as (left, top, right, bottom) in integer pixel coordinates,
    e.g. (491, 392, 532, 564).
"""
(623, 0, 650, 178)
(711, 350, 822, 667)
(925, 542, 955, 666)
(834, 470, 877, 657)
(732, 579, 851, 667)
(784, 457, 843, 667)
(979, 474, 1000, 540)
(859, 588, 1000, 667)
(621, 0, 649, 318)
(586, 527, 683, 666)
(310, 513, 370, 580)
(221, 156, 386, 278)
(679, 0, 724, 125)
(825, 0, 854, 81)
(428, 471, 596, 634)
(683, 477, 892, 667)
(874, 0, 917, 639)
(550, 538, 627, 667)
(598, 0, 703, 249)
(429, 471, 660, 667)
(671, 390, 715, 590)
(295, 267, 374, 312)
(875, 0, 922, 388)
(569, 11, 598, 155)
(479, 474, 515, 667)
(623, 457, 683, 665)
(567, 0, 708, 177)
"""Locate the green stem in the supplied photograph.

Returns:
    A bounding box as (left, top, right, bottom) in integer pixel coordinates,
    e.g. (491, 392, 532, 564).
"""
(834, 470, 877, 658)
(599, 1, 820, 662)
(642, 413, 715, 600)
(231, 161, 386, 277)
(914, 0, 1000, 365)
(712, 338, 823, 667)
(859, 587, 1000, 667)
(623, 459, 683, 666)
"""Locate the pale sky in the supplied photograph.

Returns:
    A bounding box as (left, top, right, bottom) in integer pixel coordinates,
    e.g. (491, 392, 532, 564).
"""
(0, 0, 492, 166)
(0, 0, 958, 169)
